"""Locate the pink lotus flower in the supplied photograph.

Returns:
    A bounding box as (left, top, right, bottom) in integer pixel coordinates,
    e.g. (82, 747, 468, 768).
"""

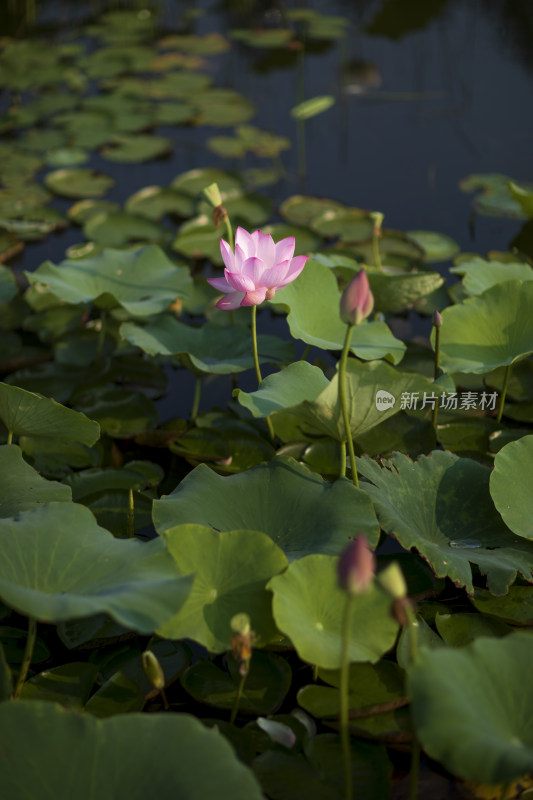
(207, 227, 308, 310)
(337, 535, 376, 595)
(339, 269, 374, 326)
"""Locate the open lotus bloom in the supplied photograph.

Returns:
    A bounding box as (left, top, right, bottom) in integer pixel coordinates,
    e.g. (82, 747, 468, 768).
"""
(207, 227, 308, 310)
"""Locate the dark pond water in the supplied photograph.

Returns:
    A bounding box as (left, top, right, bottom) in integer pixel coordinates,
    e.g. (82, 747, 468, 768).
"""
(2, 0, 533, 418)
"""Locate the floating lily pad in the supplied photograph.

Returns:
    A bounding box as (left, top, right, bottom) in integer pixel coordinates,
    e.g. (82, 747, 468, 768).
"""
(84, 210, 169, 247)
(68, 199, 121, 225)
(181, 650, 291, 715)
(274, 259, 405, 363)
(406, 231, 460, 263)
(471, 586, 533, 626)
(0, 502, 192, 629)
(171, 168, 244, 198)
(159, 32, 230, 55)
(72, 386, 158, 438)
(408, 633, 533, 783)
(125, 186, 195, 220)
(0, 701, 264, 799)
(460, 173, 528, 218)
(0, 444, 71, 517)
(450, 257, 533, 296)
(45, 168, 115, 199)
(291, 96, 335, 120)
(26, 245, 192, 317)
(434, 612, 510, 647)
(509, 181, 533, 216)
(0, 266, 17, 305)
(490, 435, 533, 540)
(358, 450, 533, 595)
(268, 555, 399, 669)
(208, 125, 291, 159)
(311, 207, 374, 241)
(194, 89, 256, 126)
(20, 662, 99, 708)
(46, 147, 89, 168)
(437, 281, 533, 374)
(0, 381, 99, 445)
(157, 525, 287, 651)
(236, 359, 442, 442)
(231, 28, 294, 48)
(121, 317, 293, 374)
(279, 195, 346, 227)
(100, 134, 173, 163)
(153, 456, 380, 556)
(172, 215, 225, 263)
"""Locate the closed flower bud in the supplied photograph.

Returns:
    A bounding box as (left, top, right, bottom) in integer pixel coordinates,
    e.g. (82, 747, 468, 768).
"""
(339, 270, 374, 326)
(337, 535, 376, 595)
(141, 650, 165, 691)
(432, 310, 442, 328)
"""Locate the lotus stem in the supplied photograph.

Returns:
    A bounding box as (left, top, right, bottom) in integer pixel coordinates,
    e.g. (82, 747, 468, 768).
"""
(14, 616, 37, 699)
(340, 440, 347, 479)
(95, 309, 107, 362)
(191, 375, 201, 423)
(339, 324, 358, 487)
(432, 312, 442, 430)
(371, 212, 384, 271)
(497, 364, 511, 424)
(408, 739, 421, 800)
(229, 664, 249, 725)
(299, 343, 312, 362)
(224, 217, 234, 252)
(340, 593, 355, 800)
(313, 663, 319, 682)
(7, 431, 12, 445)
(251, 305, 276, 443)
(126, 488, 135, 538)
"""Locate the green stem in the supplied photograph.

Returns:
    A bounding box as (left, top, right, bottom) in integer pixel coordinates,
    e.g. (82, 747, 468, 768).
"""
(340, 593, 355, 800)
(340, 440, 347, 479)
(251, 305, 276, 443)
(7, 431, 13, 445)
(408, 739, 421, 800)
(191, 375, 201, 423)
(338, 324, 358, 487)
(126, 488, 135, 538)
(497, 364, 511, 424)
(433, 324, 441, 382)
(372, 231, 383, 271)
(14, 616, 37, 699)
(230, 667, 248, 725)
(299, 343, 312, 362)
(224, 217, 234, 252)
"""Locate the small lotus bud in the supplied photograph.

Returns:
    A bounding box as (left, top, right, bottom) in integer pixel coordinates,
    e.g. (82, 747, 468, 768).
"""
(371, 211, 384, 235)
(230, 613, 251, 637)
(432, 310, 442, 328)
(340, 270, 374, 326)
(378, 562, 408, 600)
(213, 204, 228, 228)
(337, 535, 376, 595)
(141, 650, 165, 691)
(202, 182, 223, 209)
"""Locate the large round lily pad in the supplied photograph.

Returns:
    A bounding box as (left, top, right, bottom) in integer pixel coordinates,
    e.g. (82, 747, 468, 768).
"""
(0, 444, 71, 518)
(153, 456, 380, 556)
(273, 259, 405, 363)
(0, 701, 264, 800)
(437, 280, 533, 374)
(358, 450, 533, 595)
(408, 633, 533, 783)
(0, 502, 193, 630)
(158, 525, 287, 651)
(44, 168, 115, 199)
(450, 257, 533, 296)
(268, 555, 399, 669)
(490, 435, 533, 540)
(26, 245, 192, 317)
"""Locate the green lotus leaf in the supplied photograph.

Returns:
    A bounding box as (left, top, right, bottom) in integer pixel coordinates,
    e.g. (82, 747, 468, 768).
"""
(407, 633, 533, 783)
(231, 28, 294, 48)
(84, 670, 145, 717)
(68, 199, 121, 225)
(72, 387, 158, 438)
(172, 215, 225, 263)
(121, 317, 292, 374)
(459, 173, 527, 218)
(100, 133, 173, 163)
(158, 32, 230, 55)
(273, 259, 405, 363)
(150, 71, 213, 98)
(436, 280, 533, 374)
(153, 101, 197, 124)
(434, 612, 510, 647)
(194, 89, 255, 126)
(0, 265, 17, 306)
(20, 662, 99, 708)
(125, 185, 195, 220)
(310, 207, 373, 241)
(0, 701, 264, 799)
(291, 95, 335, 120)
(509, 181, 533, 216)
(0, 643, 11, 702)
(237, 358, 443, 441)
(450, 257, 533, 295)
(358, 450, 533, 595)
(199, 191, 273, 227)
(471, 586, 533, 626)
(343, 230, 424, 267)
(0, 502, 193, 630)
(181, 649, 291, 714)
(406, 230, 460, 262)
(253, 735, 391, 800)
(268, 555, 399, 669)
(153, 456, 380, 556)
(171, 168, 244, 198)
(83, 210, 169, 247)
(46, 147, 89, 168)
(279, 195, 345, 226)
(26, 245, 192, 316)
(0, 382, 99, 445)
(0, 444, 71, 517)
(157, 525, 287, 651)
(490, 435, 533, 539)
(44, 168, 115, 199)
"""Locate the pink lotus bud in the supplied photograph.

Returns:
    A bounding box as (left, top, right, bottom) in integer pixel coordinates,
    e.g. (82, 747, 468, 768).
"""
(432, 310, 442, 328)
(339, 270, 374, 326)
(337, 535, 376, 595)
